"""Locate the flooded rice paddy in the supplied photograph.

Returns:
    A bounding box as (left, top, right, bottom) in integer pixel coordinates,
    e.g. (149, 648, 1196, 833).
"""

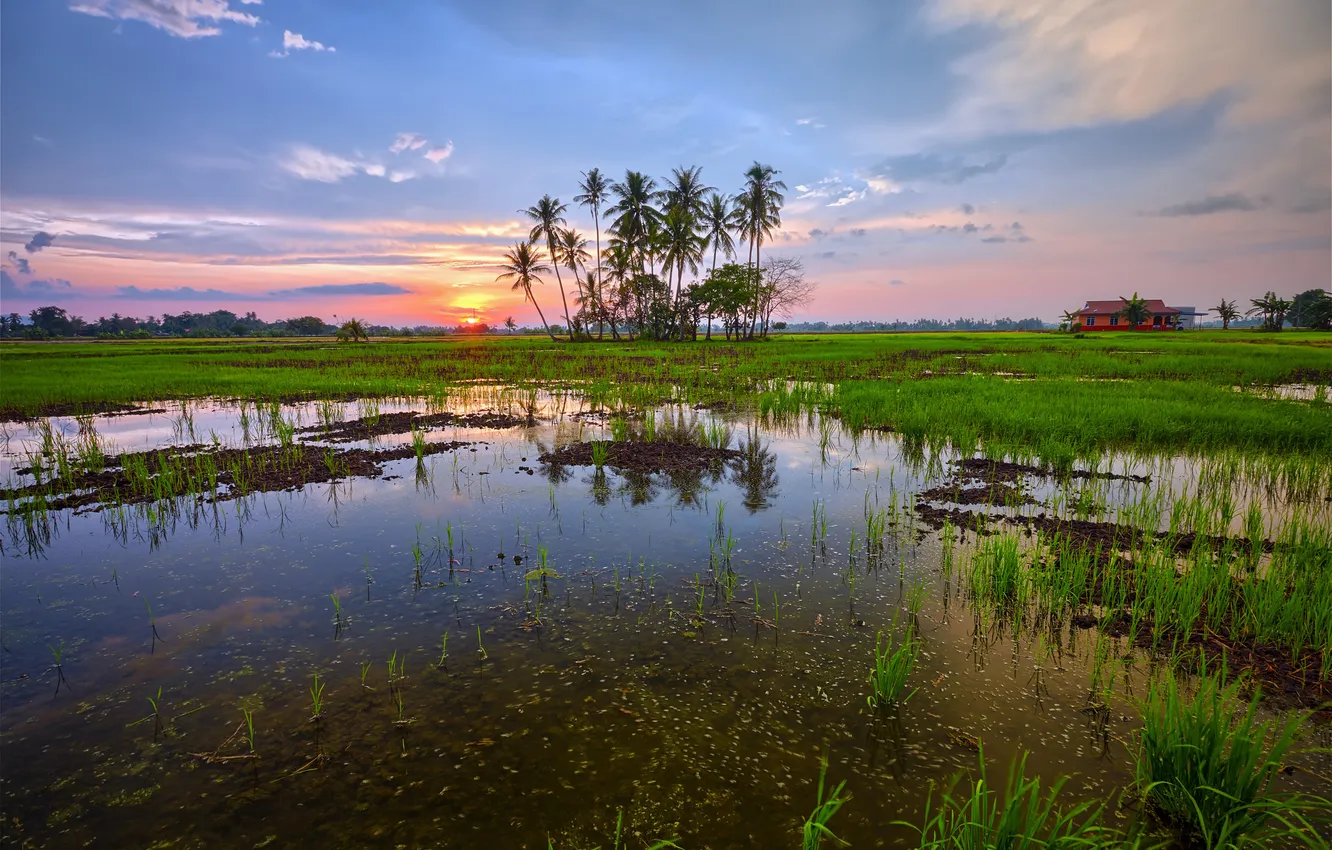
(1, 388, 1328, 848)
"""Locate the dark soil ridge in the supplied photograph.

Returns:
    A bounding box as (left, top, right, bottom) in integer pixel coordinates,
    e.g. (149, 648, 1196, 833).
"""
(1, 440, 474, 514)
(952, 457, 1150, 484)
(1074, 611, 1328, 717)
(539, 440, 744, 474)
(297, 410, 529, 442)
(919, 481, 1037, 506)
(0, 401, 169, 422)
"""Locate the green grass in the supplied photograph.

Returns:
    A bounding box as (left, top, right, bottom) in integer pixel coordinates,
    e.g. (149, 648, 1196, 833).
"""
(1135, 664, 1328, 848)
(2, 332, 1329, 464)
(898, 746, 1129, 849)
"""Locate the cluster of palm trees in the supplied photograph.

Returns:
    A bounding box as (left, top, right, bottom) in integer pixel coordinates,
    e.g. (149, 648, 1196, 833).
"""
(497, 162, 787, 341)
(1214, 290, 1331, 331)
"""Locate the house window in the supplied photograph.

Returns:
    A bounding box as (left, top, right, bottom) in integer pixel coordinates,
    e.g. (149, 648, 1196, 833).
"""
(1109, 316, 1118, 326)
(1153, 315, 1162, 326)
(1086, 316, 1095, 326)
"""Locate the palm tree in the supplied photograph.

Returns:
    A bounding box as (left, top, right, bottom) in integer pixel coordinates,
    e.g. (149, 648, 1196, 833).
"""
(1212, 299, 1239, 330)
(601, 242, 634, 340)
(702, 192, 740, 273)
(496, 241, 555, 341)
(557, 227, 591, 335)
(522, 195, 573, 339)
(1117, 292, 1150, 329)
(659, 165, 712, 220)
(1059, 309, 1080, 331)
(660, 207, 705, 332)
(1247, 291, 1291, 331)
(575, 168, 611, 338)
(739, 162, 786, 338)
(503, 316, 517, 334)
(607, 171, 661, 273)
(337, 317, 368, 342)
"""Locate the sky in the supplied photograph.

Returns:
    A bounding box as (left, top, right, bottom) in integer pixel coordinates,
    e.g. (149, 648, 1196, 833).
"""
(1, 0, 1329, 327)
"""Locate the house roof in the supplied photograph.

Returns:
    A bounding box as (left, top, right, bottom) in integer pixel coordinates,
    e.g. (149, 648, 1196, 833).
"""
(1075, 299, 1179, 316)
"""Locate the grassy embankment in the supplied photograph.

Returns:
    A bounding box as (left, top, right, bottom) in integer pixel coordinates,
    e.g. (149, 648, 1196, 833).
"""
(2, 331, 1329, 467)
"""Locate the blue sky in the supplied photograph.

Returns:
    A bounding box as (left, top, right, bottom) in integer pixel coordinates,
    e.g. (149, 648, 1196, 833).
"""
(2, 0, 1328, 325)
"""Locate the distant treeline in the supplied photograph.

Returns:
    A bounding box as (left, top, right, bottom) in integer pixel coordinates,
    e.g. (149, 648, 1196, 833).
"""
(0, 307, 471, 339)
(779, 317, 1048, 332)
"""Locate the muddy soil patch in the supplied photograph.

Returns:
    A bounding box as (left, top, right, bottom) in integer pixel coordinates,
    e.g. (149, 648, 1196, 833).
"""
(0, 401, 168, 423)
(919, 481, 1037, 507)
(298, 410, 529, 442)
(952, 457, 1149, 484)
(1, 440, 474, 514)
(540, 440, 744, 474)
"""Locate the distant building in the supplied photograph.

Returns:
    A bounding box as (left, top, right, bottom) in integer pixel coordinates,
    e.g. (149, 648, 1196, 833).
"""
(1171, 306, 1207, 329)
(1071, 299, 1181, 331)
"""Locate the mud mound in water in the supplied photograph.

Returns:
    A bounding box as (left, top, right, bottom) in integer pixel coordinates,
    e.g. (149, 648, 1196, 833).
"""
(919, 481, 1037, 506)
(952, 457, 1149, 484)
(299, 410, 529, 442)
(539, 440, 743, 474)
(1, 440, 475, 513)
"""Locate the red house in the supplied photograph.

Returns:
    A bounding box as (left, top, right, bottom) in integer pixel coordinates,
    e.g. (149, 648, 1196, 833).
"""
(1072, 299, 1181, 331)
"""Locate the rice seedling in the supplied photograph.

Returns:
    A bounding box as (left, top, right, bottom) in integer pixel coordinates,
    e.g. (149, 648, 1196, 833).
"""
(802, 752, 851, 850)
(242, 707, 256, 754)
(309, 672, 326, 721)
(868, 618, 920, 709)
(1134, 662, 1327, 848)
(329, 593, 344, 634)
(360, 660, 373, 690)
(437, 631, 449, 668)
(48, 640, 68, 690)
(642, 410, 656, 443)
(897, 745, 1120, 849)
(476, 626, 488, 661)
(144, 597, 165, 650)
(147, 686, 164, 734)
(590, 440, 608, 469)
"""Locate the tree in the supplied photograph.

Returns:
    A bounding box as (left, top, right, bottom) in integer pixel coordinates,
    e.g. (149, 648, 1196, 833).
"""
(1117, 293, 1150, 328)
(659, 166, 712, 222)
(337, 318, 368, 342)
(574, 168, 610, 338)
(738, 162, 786, 339)
(497, 241, 556, 341)
(504, 316, 517, 334)
(1304, 292, 1332, 330)
(522, 195, 573, 340)
(1247, 291, 1291, 331)
(607, 171, 661, 274)
(29, 306, 76, 337)
(284, 316, 326, 336)
(1212, 299, 1240, 330)
(1059, 309, 1079, 331)
(758, 256, 815, 336)
(1289, 289, 1327, 327)
(659, 206, 704, 329)
(702, 192, 740, 274)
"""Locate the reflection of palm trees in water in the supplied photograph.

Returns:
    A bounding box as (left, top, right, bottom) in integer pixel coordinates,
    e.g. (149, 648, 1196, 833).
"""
(731, 431, 778, 512)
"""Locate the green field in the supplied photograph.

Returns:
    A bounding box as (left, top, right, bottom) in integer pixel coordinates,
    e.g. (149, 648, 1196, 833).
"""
(5, 331, 1329, 466)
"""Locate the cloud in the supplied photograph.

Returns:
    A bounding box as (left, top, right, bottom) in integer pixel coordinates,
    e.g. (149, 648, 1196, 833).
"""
(850, 228, 867, 237)
(808, 228, 828, 240)
(888, 279, 906, 286)
(115, 285, 245, 300)
(390, 132, 429, 154)
(962, 222, 978, 233)
(279, 145, 361, 183)
(70, 0, 260, 39)
(816, 251, 836, 259)
(2, 269, 74, 297)
(1010, 221, 1023, 230)
(269, 30, 335, 58)
(867, 152, 1008, 186)
(266, 282, 411, 298)
(424, 141, 454, 163)
(959, 203, 975, 215)
(25, 231, 56, 253)
(387, 170, 415, 183)
(7, 252, 33, 274)
(981, 236, 1008, 243)
(1150, 193, 1265, 217)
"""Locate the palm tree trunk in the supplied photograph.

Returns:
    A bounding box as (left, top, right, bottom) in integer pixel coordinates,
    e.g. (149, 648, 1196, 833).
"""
(548, 236, 573, 341)
(529, 288, 556, 341)
(594, 207, 604, 340)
